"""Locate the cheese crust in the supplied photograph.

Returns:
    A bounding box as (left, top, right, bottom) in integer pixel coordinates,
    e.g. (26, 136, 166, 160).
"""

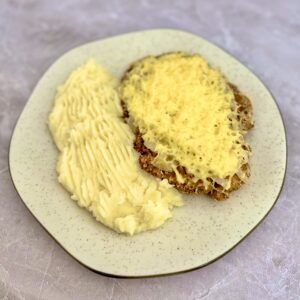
(120, 52, 254, 200)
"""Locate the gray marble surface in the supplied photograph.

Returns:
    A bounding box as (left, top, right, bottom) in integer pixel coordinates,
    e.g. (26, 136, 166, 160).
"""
(0, 0, 299, 299)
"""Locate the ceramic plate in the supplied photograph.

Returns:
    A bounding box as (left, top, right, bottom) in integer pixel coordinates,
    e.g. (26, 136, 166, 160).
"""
(9, 29, 286, 277)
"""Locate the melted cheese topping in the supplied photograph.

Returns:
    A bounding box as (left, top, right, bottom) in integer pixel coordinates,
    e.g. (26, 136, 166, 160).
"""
(48, 60, 182, 235)
(121, 52, 250, 187)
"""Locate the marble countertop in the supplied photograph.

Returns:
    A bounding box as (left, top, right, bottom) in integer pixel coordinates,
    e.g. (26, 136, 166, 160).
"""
(0, 0, 299, 299)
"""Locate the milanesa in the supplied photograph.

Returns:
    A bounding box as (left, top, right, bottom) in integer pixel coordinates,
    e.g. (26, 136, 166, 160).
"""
(120, 52, 254, 200)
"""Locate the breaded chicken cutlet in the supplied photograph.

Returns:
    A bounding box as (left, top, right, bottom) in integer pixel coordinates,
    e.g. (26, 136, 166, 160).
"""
(120, 52, 254, 200)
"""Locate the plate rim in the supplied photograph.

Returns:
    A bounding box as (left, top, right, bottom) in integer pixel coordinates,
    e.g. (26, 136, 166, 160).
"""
(8, 28, 288, 278)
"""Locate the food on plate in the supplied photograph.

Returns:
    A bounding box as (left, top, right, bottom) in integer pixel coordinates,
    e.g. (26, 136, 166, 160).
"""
(48, 50, 254, 235)
(48, 60, 182, 235)
(120, 52, 253, 200)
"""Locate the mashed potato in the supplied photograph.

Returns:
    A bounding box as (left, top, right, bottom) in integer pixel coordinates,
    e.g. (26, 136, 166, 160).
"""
(48, 60, 182, 235)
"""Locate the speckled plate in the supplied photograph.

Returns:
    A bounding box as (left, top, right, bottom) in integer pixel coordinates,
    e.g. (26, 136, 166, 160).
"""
(9, 29, 286, 278)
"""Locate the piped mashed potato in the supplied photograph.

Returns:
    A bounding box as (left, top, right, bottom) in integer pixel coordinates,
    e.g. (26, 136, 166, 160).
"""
(121, 52, 250, 189)
(48, 60, 182, 235)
